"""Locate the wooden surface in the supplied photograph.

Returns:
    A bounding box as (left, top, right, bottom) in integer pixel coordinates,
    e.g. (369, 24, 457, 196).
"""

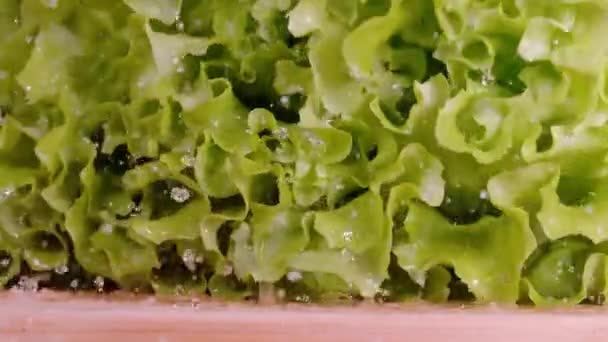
(1, 291, 607, 341)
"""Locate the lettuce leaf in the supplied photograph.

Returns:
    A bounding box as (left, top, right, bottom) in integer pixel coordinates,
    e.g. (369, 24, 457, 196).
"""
(1, 0, 608, 304)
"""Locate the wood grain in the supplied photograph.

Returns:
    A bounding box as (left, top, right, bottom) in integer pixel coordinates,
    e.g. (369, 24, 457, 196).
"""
(1, 291, 607, 342)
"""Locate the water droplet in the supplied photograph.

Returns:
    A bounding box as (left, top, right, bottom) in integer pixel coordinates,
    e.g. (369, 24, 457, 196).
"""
(223, 264, 233, 276)
(0, 187, 14, 201)
(175, 284, 186, 296)
(479, 190, 489, 199)
(170, 187, 191, 203)
(303, 131, 324, 147)
(25, 35, 33, 44)
(380, 288, 391, 297)
(274, 127, 289, 140)
(69, 279, 79, 289)
(279, 95, 290, 107)
(277, 288, 286, 299)
(0, 257, 10, 268)
(286, 271, 302, 282)
(182, 249, 197, 272)
(294, 294, 310, 303)
(45, 0, 58, 8)
(480, 71, 495, 86)
(93, 276, 105, 292)
(54, 264, 69, 275)
(100, 223, 114, 234)
(272, 212, 288, 228)
(343, 231, 353, 243)
(568, 265, 575, 273)
(15, 274, 49, 292)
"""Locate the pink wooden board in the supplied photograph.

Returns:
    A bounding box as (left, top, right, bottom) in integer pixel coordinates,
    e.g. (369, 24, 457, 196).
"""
(0, 291, 607, 341)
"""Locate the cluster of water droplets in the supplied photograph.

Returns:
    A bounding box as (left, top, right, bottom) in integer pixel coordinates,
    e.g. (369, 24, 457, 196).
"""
(170, 187, 191, 203)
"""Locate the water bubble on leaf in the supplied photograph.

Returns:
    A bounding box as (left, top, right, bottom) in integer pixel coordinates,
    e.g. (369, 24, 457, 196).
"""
(481, 71, 495, 86)
(343, 230, 354, 243)
(286, 271, 302, 282)
(93, 276, 105, 292)
(223, 264, 233, 276)
(0, 256, 10, 268)
(16, 274, 49, 292)
(279, 95, 291, 107)
(182, 249, 197, 272)
(100, 223, 114, 234)
(170, 187, 191, 203)
(277, 288, 286, 299)
(181, 155, 195, 167)
(303, 131, 324, 147)
(0, 187, 14, 201)
(175, 284, 186, 296)
(54, 264, 69, 275)
(274, 127, 289, 140)
(294, 294, 310, 303)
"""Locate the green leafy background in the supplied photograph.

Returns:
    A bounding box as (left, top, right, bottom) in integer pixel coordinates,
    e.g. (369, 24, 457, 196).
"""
(1, 0, 608, 305)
